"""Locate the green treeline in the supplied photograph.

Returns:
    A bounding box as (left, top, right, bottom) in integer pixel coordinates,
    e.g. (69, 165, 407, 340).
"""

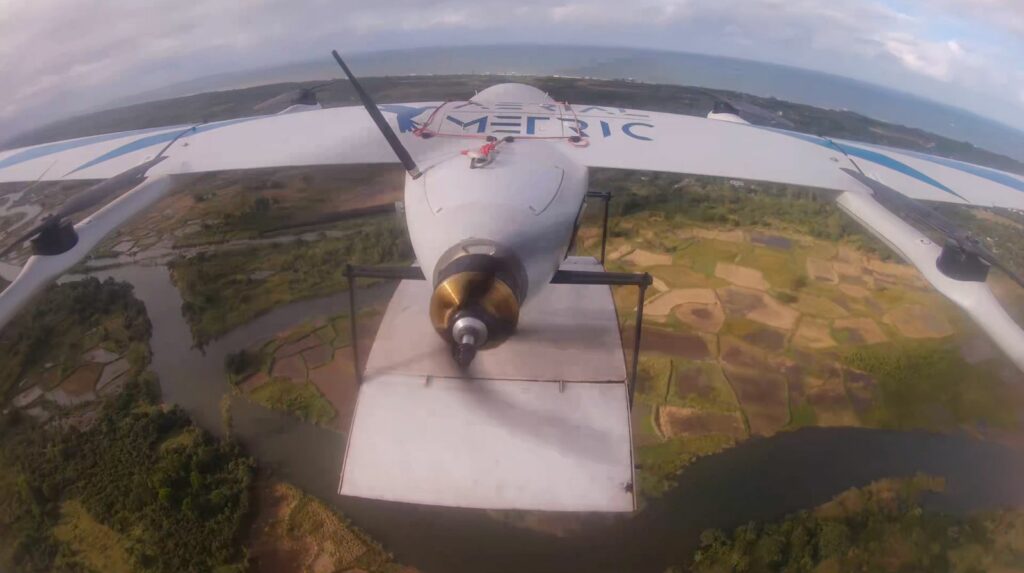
(0, 379, 254, 572)
(590, 170, 895, 258)
(0, 279, 255, 572)
(688, 477, 1024, 573)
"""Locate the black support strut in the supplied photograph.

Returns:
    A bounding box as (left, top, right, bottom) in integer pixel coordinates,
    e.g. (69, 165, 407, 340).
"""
(344, 264, 426, 385)
(585, 191, 612, 265)
(551, 268, 652, 408)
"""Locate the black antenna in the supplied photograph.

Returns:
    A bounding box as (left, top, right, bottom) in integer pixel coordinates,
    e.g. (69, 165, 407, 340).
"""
(331, 50, 422, 179)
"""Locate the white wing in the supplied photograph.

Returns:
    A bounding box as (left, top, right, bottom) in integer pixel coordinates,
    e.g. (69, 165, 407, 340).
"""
(0, 104, 453, 183)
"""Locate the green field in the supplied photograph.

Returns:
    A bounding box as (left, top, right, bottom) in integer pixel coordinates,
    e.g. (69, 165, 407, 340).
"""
(249, 378, 336, 426)
(584, 175, 1023, 501)
(170, 216, 410, 346)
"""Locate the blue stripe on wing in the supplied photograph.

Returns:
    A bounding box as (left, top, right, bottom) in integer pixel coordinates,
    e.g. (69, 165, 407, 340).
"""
(889, 148, 1024, 195)
(0, 125, 189, 171)
(754, 126, 967, 202)
(67, 117, 262, 174)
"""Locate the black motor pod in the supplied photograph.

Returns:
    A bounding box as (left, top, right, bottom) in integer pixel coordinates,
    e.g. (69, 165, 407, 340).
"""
(936, 241, 990, 282)
(31, 219, 78, 256)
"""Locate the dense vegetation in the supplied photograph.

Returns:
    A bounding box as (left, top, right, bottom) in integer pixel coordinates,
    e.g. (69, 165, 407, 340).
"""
(843, 340, 1018, 430)
(170, 216, 412, 346)
(0, 379, 255, 572)
(591, 169, 897, 259)
(0, 279, 256, 572)
(688, 476, 1024, 573)
(0, 277, 151, 403)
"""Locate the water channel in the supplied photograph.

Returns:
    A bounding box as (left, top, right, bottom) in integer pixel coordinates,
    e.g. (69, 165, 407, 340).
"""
(86, 262, 1024, 573)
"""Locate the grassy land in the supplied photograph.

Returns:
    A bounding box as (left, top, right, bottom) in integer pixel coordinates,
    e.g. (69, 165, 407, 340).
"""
(170, 216, 411, 346)
(687, 475, 1024, 573)
(52, 500, 133, 573)
(635, 434, 737, 500)
(249, 379, 336, 426)
(249, 480, 406, 573)
(0, 277, 151, 404)
(843, 340, 1018, 430)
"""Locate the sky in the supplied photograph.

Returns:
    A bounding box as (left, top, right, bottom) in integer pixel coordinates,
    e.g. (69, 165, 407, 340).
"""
(1, 0, 1023, 135)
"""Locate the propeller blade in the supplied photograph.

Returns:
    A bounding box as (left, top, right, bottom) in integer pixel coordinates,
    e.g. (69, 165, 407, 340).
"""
(309, 79, 341, 92)
(331, 50, 422, 179)
(0, 220, 49, 260)
(703, 89, 795, 128)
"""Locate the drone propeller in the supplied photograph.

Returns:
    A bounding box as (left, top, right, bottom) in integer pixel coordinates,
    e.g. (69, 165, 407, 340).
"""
(702, 89, 795, 129)
(331, 49, 422, 179)
(0, 125, 197, 260)
(841, 167, 1024, 289)
(253, 79, 341, 113)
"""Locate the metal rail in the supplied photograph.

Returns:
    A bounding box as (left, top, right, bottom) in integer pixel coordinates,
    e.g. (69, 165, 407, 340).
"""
(344, 264, 426, 385)
(551, 268, 652, 408)
(585, 191, 612, 264)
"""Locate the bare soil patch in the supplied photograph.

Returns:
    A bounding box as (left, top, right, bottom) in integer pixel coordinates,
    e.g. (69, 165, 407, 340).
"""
(839, 284, 871, 299)
(806, 258, 838, 283)
(717, 286, 800, 330)
(636, 328, 711, 360)
(60, 363, 104, 396)
(301, 344, 334, 369)
(674, 302, 726, 333)
(692, 228, 745, 243)
(308, 353, 359, 430)
(715, 262, 769, 291)
(272, 354, 308, 381)
(276, 334, 322, 358)
(624, 248, 673, 267)
(793, 317, 836, 349)
(717, 286, 766, 315)
(645, 288, 718, 318)
(795, 294, 849, 319)
(606, 243, 634, 261)
(658, 406, 746, 439)
(832, 261, 864, 278)
(747, 296, 800, 331)
(883, 305, 954, 339)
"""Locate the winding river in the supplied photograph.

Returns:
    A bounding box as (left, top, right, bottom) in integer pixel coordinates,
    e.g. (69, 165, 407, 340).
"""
(86, 262, 1024, 573)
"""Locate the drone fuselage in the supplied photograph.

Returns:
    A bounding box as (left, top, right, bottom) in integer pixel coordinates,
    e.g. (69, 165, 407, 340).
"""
(404, 140, 588, 299)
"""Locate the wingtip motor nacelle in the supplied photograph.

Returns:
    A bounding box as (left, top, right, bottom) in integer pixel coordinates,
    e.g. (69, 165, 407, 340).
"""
(0, 126, 195, 261)
(841, 167, 1024, 289)
(936, 240, 992, 283)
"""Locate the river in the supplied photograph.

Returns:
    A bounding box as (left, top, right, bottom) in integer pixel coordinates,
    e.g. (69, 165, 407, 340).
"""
(86, 262, 1024, 573)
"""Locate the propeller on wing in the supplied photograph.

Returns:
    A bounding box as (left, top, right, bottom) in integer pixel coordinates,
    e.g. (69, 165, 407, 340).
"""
(253, 80, 340, 113)
(841, 167, 1024, 289)
(0, 125, 197, 260)
(703, 89, 796, 129)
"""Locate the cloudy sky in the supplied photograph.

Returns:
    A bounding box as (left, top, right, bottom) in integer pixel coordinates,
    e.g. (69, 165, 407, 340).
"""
(1, 0, 1023, 135)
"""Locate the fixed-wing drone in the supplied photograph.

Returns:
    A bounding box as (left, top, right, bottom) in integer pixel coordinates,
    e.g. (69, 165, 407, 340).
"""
(0, 52, 1022, 511)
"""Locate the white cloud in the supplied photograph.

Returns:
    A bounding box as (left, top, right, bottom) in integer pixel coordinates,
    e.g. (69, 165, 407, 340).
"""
(0, 0, 1022, 134)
